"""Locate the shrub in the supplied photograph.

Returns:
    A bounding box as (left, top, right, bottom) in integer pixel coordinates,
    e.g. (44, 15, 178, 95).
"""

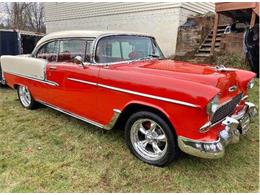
(214, 53, 250, 70)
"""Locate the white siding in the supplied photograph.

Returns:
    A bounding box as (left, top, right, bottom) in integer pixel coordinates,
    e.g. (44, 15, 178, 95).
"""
(179, 2, 215, 26)
(181, 2, 215, 14)
(44, 2, 215, 56)
(45, 2, 181, 22)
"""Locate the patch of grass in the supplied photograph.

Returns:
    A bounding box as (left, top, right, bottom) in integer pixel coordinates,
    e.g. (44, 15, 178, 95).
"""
(0, 81, 259, 192)
(215, 53, 250, 70)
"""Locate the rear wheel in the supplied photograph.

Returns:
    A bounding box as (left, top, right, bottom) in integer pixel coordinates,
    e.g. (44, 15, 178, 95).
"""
(125, 111, 179, 166)
(17, 85, 37, 109)
(0, 64, 4, 87)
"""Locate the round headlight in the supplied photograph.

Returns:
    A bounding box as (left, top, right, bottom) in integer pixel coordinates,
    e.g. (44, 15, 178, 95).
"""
(207, 95, 219, 116)
(247, 78, 255, 89)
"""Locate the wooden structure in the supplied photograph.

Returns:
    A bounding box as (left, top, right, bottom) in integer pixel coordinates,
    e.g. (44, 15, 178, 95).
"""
(210, 2, 259, 55)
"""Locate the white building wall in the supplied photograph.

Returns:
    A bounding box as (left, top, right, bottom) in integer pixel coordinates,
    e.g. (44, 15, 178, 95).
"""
(44, 2, 214, 57)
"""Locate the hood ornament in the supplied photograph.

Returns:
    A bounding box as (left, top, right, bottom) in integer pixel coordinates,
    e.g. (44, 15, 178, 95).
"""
(215, 65, 235, 72)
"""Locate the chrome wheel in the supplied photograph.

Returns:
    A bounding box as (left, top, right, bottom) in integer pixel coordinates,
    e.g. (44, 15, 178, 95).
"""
(18, 86, 32, 107)
(130, 118, 168, 161)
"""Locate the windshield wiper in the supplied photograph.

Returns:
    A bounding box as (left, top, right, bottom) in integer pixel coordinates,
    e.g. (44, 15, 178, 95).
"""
(147, 54, 160, 58)
(136, 54, 160, 61)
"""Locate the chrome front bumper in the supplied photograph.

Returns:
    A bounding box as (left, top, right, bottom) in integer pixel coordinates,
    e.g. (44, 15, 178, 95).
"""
(178, 102, 258, 159)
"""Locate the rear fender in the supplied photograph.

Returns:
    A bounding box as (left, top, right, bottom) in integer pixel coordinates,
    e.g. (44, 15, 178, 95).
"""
(0, 55, 47, 80)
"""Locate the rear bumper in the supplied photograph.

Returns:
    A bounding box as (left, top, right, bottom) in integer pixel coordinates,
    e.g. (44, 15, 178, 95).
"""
(178, 102, 257, 159)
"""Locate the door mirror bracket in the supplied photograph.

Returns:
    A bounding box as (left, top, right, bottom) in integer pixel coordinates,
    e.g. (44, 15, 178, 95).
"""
(74, 56, 85, 67)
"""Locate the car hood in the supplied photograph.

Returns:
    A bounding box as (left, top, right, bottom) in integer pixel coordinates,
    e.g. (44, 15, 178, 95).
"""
(129, 59, 244, 98)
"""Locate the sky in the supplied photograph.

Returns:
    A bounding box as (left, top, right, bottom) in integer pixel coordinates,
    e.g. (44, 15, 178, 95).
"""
(0, 2, 8, 25)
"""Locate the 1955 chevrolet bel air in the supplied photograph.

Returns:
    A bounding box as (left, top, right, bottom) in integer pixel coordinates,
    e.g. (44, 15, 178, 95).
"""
(0, 30, 257, 166)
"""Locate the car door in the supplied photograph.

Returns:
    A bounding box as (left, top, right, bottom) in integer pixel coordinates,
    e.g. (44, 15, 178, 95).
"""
(46, 39, 100, 121)
(34, 40, 61, 104)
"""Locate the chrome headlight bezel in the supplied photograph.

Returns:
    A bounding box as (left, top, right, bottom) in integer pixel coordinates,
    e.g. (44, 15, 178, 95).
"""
(206, 95, 219, 117)
(247, 78, 255, 89)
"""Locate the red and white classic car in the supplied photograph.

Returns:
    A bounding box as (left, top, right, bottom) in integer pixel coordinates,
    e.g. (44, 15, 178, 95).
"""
(0, 30, 257, 166)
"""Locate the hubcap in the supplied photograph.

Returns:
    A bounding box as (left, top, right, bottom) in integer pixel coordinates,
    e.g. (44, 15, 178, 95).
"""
(130, 119, 168, 161)
(19, 86, 31, 107)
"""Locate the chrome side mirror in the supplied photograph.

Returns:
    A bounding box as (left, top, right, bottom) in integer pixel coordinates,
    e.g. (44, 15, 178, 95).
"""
(74, 56, 84, 66)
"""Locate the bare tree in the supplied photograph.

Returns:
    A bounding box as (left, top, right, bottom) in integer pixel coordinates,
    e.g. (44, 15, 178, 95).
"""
(5, 2, 31, 30)
(26, 3, 45, 33)
(4, 2, 45, 33)
(0, 3, 8, 27)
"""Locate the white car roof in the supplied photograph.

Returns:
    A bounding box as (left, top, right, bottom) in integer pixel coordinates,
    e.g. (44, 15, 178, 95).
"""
(36, 30, 151, 47)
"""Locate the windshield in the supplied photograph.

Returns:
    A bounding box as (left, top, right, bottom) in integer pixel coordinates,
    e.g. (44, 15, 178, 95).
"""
(95, 35, 164, 63)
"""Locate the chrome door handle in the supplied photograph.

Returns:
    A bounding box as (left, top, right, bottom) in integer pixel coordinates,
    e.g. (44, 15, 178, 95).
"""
(49, 66, 57, 70)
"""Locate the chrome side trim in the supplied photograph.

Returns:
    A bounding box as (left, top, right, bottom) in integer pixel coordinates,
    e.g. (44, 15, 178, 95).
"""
(66, 77, 199, 108)
(103, 109, 121, 130)
(4, 71, 59, 86)
(36, 99, 121, 130)
(67, 77, 97, 86)
(98, 84, 198, 108)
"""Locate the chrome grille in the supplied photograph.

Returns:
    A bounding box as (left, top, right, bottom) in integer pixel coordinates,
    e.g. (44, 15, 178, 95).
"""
(211, 93, 243, 124)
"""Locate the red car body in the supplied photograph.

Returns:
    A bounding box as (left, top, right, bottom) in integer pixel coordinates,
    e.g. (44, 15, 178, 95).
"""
(0, 31, 257, 164)
(3, 59, 255, 139)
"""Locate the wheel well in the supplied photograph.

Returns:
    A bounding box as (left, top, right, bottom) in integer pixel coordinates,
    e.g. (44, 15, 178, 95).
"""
(115, 103, 175, 132)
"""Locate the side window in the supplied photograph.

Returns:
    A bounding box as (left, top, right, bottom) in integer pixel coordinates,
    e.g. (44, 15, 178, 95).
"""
(111, 42, 121, 58)
(95, 36, 161, 63)
(58, 39, 86, 62)
(121, 42, 133, 59)
(85, 40, 93, 62)
(95, 38, 123, 63)
(36, 41, 58, 62)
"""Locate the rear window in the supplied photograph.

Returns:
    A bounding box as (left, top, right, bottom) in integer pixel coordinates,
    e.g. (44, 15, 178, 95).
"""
(36, 41, 58, 62)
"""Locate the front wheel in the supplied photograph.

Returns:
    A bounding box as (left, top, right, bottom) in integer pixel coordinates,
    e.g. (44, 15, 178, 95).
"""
(125, 111, 179, 166)
(17, 85, 37, 109)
